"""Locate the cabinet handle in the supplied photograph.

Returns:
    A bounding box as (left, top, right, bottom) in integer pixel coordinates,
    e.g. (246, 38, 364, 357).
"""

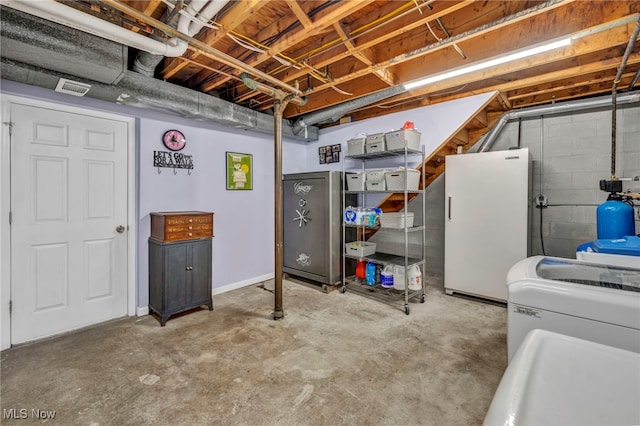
(448, 196, 452, 220)
(186, 266, 193, 270)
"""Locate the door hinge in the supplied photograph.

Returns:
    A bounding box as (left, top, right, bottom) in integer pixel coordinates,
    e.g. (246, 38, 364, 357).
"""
(3, 121, 14, 136)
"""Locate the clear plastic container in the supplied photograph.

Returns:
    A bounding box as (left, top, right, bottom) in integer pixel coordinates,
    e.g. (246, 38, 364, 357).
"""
(393, 265, 405, 290)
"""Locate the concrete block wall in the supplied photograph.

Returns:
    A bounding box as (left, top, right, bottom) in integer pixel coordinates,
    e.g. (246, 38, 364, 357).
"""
(375, 97, 640, 286)
(367, 175, 445, 287)
(487, 103, 640, 259)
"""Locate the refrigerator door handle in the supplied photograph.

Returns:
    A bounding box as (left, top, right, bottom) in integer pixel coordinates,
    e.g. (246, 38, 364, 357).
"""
(448, 196, 452, 220)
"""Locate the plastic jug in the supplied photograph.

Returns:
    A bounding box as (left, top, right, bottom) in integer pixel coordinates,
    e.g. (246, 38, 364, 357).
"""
(355, 260, 366, 281)
(365, 262, 376, 286)
(407, 265, 422, 291)
(393, 265, 405, 290)
(381, 265, 394, 288)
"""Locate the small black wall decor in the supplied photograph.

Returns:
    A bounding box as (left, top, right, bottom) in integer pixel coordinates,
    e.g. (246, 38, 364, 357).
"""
(154, 150, 194, 174)
(319, 144, 341, 164)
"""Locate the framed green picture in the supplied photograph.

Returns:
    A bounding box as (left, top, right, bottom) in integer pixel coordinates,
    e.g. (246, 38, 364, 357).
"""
(226, 152, 253, 190)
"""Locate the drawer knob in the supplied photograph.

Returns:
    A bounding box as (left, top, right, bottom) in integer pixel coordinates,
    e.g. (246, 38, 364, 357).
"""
(188, 232, 193, 236)
(189, 226, 193, 230)
(189, 219, 193, 223)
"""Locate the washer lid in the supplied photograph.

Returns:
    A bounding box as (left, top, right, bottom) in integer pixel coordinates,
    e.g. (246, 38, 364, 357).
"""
(536, 257, 640, 293)
(508, 257, 640, 328)
(484, 329, 640, 426)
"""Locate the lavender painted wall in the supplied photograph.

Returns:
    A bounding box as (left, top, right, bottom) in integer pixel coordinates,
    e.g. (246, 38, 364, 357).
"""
(1, 79, 306, 311)
(137, 119, 278, 306)
(307, 91, 496, 172)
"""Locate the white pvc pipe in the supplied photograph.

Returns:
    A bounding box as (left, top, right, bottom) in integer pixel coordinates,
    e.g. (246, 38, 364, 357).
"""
(2, 0, 214, 57)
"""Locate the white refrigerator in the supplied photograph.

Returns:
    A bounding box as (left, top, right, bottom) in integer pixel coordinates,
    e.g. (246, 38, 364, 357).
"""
(444, 148, 530, 301)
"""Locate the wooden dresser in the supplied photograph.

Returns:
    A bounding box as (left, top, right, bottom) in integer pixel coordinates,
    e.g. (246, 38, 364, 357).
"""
(150, 211, 214, 242)
(148, 211, 214, 326)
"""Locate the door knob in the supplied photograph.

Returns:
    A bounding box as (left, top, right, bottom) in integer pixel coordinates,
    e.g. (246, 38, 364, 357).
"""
(116, 225, 125, 233)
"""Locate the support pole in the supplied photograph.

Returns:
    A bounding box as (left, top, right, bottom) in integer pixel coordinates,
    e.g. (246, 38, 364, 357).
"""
(273, 99, 288, 320)
(239, 74, 304, 321)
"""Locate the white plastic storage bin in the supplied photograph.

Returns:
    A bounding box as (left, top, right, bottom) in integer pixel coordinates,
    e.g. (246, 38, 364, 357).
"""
(346, 173, 366, 191)
(366, 181, 386, 191)
(380, 212, 415, 228)
(385, 169, 420, 191)
(385, 129, 421, 151)
(345, 241, 376, 257)
(365, 169, 386, 191)
(366, 169, 386, 182)
(347, 137, 366, 156)
(365, 133, 386, 153)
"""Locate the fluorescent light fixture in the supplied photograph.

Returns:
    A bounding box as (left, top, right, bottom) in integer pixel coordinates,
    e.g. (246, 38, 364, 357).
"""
(403, 37, 571, 90)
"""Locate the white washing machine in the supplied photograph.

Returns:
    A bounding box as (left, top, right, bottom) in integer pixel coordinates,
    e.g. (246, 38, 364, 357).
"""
(506, 256, 640, 361)
(484, 329, 640, 426)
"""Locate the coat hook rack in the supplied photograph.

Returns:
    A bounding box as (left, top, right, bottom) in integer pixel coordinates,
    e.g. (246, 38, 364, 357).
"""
(154, 150, 194, 175)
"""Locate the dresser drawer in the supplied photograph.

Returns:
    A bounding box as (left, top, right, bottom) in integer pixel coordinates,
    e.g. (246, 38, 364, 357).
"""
(150, 211, 214, 242)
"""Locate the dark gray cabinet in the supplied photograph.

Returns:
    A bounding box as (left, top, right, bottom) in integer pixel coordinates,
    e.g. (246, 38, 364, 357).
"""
(148, 238, 213, 326)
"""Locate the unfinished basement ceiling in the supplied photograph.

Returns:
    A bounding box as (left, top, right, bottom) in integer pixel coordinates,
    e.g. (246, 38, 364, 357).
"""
(6, 0, 640, 129)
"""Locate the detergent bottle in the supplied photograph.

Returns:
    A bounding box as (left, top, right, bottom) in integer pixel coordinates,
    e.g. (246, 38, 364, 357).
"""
(355, 260, 366, 282)
(365, 262, 376, 286)
(381, 265, 394, 288)
(407, 265, 422, 291)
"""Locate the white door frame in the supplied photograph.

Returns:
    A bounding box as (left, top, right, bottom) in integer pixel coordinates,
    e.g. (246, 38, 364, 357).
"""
(0, 95, 137, 350)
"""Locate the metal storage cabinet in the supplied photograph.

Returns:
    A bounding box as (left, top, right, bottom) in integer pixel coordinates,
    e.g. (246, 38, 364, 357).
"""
(149, 238, 213, 326)
(283, 171, 352, 290)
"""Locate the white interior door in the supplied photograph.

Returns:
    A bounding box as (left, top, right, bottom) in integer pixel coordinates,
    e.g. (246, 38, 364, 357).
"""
(10, 103, 129, 344)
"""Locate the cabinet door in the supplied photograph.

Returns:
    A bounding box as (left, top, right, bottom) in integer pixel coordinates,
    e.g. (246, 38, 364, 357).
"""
(189, 239, 212, 305)
(164, 243, 189, 311)
(283, 176, 328, 278)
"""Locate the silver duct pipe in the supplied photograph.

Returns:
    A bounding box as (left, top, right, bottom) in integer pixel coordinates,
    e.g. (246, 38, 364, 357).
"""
(629, 69, 640, 90)
(292, 84, 407, 135)
(478, 90, 640, 152)
(133, 0, 230, 77)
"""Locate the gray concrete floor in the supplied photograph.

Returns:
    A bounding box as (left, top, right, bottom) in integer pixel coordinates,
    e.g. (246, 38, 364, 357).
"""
(1, 277, 507, 425)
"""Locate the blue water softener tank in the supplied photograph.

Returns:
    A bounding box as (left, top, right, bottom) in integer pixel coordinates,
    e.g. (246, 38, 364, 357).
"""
(597, 197, 635, 239)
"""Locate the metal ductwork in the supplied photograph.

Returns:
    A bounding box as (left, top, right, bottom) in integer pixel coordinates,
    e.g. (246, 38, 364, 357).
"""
(0, 5, 127, 84)
(1, 58, 318, 141)
(477, 90, 640, 152)
(0, 6, 318, 141)
(292, 84, 407, 135)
